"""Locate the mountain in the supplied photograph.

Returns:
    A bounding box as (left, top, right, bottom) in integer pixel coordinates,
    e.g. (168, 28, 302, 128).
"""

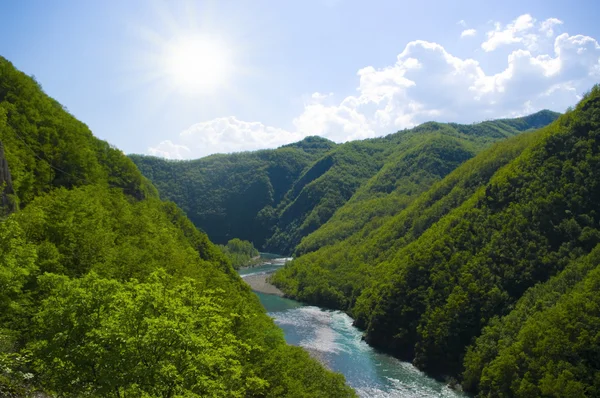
(0, 56, 355, 397)
(292, 113, 557, 257)
(130, 136, 336, 249)
(131, 110, 559, 255)
(273, 86, 600, 395)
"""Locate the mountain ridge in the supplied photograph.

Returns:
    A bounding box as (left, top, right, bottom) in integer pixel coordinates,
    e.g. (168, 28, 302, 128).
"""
(0, 55, 355, 397)
(272, 85, 600, 395)
(131, 109, 560, 255)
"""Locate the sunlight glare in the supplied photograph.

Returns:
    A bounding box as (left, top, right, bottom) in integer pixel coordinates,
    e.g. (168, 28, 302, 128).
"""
(164, 36, 232, 95)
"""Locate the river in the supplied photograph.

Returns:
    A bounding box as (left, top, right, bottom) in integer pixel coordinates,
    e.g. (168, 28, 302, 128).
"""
(239, 257, 466, 398)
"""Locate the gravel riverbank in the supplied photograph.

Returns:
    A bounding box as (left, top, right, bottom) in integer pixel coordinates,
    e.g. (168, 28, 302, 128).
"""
(242, 273, 284, 296)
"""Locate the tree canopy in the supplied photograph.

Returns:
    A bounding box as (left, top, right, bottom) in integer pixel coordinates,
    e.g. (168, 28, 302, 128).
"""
(219, 238, 260, 269)
(272, 86, 600, 396)
(131, 109, 558, 256)
(0, 55, 355, 397)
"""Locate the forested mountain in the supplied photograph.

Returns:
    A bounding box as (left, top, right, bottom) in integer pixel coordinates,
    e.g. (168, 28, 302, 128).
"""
(273, 86, 600, 396)
(130, 136, 336, 249)
(291, 115, 556, 256)
(0, 56, 355, 397)
(131, 110, 559, 255)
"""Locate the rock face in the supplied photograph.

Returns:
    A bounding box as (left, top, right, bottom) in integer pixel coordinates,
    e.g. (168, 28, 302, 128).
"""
(0, 141, 15, 214)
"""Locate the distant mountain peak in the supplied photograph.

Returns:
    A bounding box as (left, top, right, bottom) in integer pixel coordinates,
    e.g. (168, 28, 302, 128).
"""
(516, 109, 562, 128)
(280, 135, 337, 154)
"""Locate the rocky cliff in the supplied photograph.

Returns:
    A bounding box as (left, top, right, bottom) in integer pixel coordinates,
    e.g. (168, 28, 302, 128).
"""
(0, 141, 15, 214)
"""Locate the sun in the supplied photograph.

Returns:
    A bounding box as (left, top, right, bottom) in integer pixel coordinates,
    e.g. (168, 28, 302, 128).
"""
(128, 2, 250, 101)
(163, 36, 233, 95)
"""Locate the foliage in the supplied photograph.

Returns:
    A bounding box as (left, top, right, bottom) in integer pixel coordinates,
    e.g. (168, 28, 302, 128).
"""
(132, 111, 558, 255)
(31, 271, 272, 397)
(219, 238, 260, 269)
(271, 129, 541, 310)
(0, 57, 157, 208)
(463, 245, 600, 396)
(130, 137, 335, 250)
(0, 56, 355, 397)
(274, 86, 600, 395)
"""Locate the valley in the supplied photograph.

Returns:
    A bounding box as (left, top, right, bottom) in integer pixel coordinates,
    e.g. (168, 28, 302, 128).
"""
(240, 256, 466, 397)
(134, 87, 600, 396)
(2, 51, 600, 397)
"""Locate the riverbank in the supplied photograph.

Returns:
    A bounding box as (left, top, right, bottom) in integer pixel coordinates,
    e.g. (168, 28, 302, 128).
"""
(237, 253, 292, 271)
(242, 273, 284, 296)
(238, 258, 465, 397)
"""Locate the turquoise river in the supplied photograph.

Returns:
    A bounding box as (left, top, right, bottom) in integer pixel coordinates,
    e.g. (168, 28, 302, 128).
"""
(239, 256, 466, 398)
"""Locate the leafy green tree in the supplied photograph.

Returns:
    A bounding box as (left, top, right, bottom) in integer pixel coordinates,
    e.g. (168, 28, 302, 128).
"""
(274, 85, 600, 395)
(219, 238, 260, 269)
(0, 56, 356, 397)
(0, 218, 37, 321)
(31, 271, 267, 397)
(131, 111, 558, 255)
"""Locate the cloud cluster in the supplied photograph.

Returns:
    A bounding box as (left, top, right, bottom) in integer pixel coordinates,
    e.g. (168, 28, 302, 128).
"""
(482, 14, 538, 52)
(461, 29, 477, 38)
(150, 14, 600, 159)
(148, 140, 191, 159)
(540, 18, 563, 37)
(150, 117, 303, 159)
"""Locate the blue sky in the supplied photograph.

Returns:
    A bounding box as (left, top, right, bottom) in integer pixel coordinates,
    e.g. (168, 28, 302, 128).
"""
(2, 0, 600, 158)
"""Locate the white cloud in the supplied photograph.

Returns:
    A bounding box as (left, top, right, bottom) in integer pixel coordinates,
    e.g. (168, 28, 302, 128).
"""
(293, 96, 375, 142)
(482, 14, 537, 52)
(148, 140, 191, 159)
(461, 29, 477, 38)
(149, 117, 303, 159)
(457, 20, 467, 27)
(149, 14, 600, 159)
(540, 18, 563, 37)
(311, 92, 334, 101)
(291, 30, 600, 137)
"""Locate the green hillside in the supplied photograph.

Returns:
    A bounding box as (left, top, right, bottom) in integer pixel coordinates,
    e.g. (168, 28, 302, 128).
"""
(218, 238, 260, 269)
(294, 112, 561, 256)
(131, 111, 559, 256)
(130, 136, 336, 249)
(273, 86, 600, 395)
(271, 129, 540, 308)
(0, 56, 355, 397)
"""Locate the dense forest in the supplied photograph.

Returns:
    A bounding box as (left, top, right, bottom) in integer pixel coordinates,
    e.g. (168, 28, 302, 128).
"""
(4, 42, 596, 396)
(130, 136, 336, 251)
(272, 86, 600, 395)
(0, 56, 355, 397)
(131, 110, 559, 255)
(218, 238, 260, 269)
